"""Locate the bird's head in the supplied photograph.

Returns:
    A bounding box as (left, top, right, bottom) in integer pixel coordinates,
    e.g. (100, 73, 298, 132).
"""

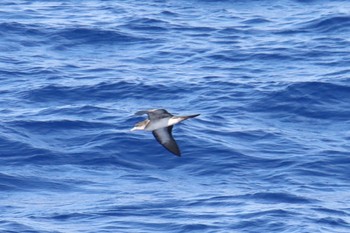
(130, 120, 148, 131)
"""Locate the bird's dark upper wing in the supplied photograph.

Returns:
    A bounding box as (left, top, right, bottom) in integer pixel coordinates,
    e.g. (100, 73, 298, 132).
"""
(134, 110, 148, 116)
(148, 109, 172, 120)
(134, 109, 173, 120)
(152, 126, 181, 156)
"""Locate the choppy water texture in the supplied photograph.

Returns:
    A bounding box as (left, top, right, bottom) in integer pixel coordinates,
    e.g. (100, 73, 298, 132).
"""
(1, 0, 350, 232)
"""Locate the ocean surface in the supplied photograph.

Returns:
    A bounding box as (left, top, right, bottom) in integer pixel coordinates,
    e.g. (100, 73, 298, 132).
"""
(1, 0, 350, 232)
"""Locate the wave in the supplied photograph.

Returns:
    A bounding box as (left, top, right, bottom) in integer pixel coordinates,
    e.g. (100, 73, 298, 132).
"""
(251, 81, 350, 119)
(56, 27, 152, 44)
(0, 22, 48, 37)
(301, 15, 350, 33)
(0, 221, 45, 233)
(0, 22, 153, 50)
(1, 116, 183, 169)
(0, 171, 74, 192)
(22, 81, 186, 103)
(277, 15, 350, 35)
(242, 192, 316, 204)
(123, 18, 171, 32)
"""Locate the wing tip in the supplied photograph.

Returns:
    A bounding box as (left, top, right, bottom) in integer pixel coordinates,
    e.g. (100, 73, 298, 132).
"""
(167, 146, 181, 157)
(174, 151, 181, 157)
(183, 114, 200, 119)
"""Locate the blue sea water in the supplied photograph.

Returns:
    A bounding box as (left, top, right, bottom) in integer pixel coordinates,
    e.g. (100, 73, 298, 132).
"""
(1, 0, 350, 232)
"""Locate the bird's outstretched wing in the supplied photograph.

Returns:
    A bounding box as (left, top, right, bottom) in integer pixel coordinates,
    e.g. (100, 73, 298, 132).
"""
(134, 110, 149, 116)
(152, 126, 181, 156)
(135, 109, 173, 120)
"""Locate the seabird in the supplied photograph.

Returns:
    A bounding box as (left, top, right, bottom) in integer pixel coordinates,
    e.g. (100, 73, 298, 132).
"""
(131, 109, 200, 156)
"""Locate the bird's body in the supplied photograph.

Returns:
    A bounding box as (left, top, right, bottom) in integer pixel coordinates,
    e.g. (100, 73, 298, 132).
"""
(142, 117, 184, 131)
(131, 109, 199, 156)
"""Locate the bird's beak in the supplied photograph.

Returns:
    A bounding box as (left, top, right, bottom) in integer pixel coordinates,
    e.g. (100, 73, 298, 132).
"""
(130, 127, 137, 131)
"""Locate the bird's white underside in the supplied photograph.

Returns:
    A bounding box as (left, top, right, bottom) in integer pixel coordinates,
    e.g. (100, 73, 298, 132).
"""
(145, 117, 182, 131)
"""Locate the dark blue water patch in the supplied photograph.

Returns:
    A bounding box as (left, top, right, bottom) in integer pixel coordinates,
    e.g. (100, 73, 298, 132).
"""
(0, 143, 64, 165)
(301, 15, 350, 34)
(251, 51, 298, 61)
(123, 18, 171, 32)
(0, 171, 76, 192)
(160, 10, 179, 17)
(312, 207, 349, 217)
(1, 124, 95, 165)
(186, 195, 243, 207)
(0, 22, 158, 51)
(216, 27, 245, 36)
(278, 14, 350, 35)
(92, 199, 226, 232)
(0, 220, 55, 233)
(250, 81, 350, 119)
(0, 22, 57, 49)
(4, 119, 112, 147)
(172, 24, 217, 33)
(0, 184, 16, 191)
(2, 118, 183, 168)
(181, 143, 295, 177)
(231, 218, 298, 233)
(56, 27, 152, 44)
(206, 47, 298, 64)
(8, 119, 112, 132)
(325, 69, 350, 77)
(45, 212, 97, 222)
(0, 124, 152, 170)
(22, 81, 191, 104)
(295, 150, 350, 180)
(196, 79, 255, 98)
(37, 105, 111, 118)
(0, 133, 54, 161)
(78, 152, 149, 171)
(99, 204, 181, 218)
(0, 22, 48, 37)
(241, 192, 316, 204)
(206, 52, 250, 63)
(241, 17, 271, 24)
(0, 66, 60, 78)
(307, 211, 350, 231)
(180, 223, 218, 232)
(238, 208, 298, 220)
(315, 217, 349, 229)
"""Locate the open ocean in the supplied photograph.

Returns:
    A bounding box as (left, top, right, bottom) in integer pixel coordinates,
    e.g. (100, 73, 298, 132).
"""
(1, 0, 350, 232)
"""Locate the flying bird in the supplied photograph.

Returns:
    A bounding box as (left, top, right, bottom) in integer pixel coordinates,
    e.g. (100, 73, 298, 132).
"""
(131, 109, 200, 156)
